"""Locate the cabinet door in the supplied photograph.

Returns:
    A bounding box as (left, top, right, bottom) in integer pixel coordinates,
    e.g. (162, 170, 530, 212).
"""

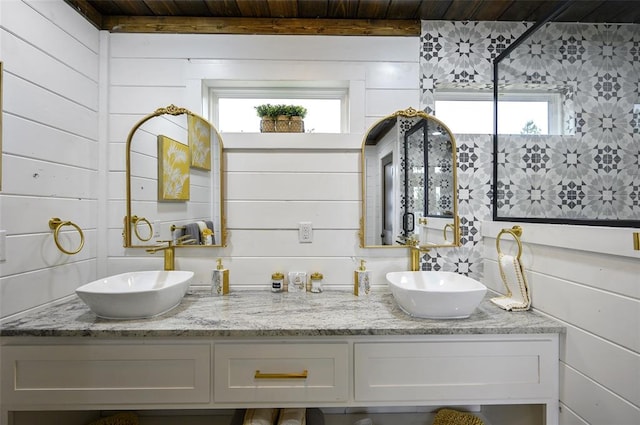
(1, 344, 211, 406)
(214, 342, 349, 403)
(355, 337, 557, 403)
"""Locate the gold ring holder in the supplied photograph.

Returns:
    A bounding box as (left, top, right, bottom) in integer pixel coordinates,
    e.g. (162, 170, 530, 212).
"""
(254, 370, 308, 380)
(496, 225, 523, 260)
(131, 215, 153, 242)
(49, 218, 85, 255)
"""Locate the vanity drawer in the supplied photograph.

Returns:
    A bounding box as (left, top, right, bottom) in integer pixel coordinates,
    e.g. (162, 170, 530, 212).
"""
(354, 337, 557, 403)
(214, 342, 349, 403)
(1, 344, 211, 406)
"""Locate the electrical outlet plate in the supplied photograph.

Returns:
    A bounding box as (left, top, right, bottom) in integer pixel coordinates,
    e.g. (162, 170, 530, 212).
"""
(153, 221, 161, 238)
(299, 222, 312, 243)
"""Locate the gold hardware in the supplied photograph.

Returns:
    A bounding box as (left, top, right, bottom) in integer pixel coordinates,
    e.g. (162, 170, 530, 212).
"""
(130, 215, 153, 242)
(358, 259, 366, 271)
(124, 105, 226, 248)
(634, 232, 640, 251)
(360, 107, 460, 250)
(48, 218, 85, 255)
(443, 223, 455, 242)
(254, 370, 308, 380)
(176, 234, 197, 245)
(496, 225, 523, 260)
(410, 244, 431, 271)
(145, 240, 175, 271)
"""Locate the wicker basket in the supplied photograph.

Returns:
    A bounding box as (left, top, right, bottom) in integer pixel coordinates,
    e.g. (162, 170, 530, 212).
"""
(275, 115, 290, 132)
(276, 116, 305, 133)
(260, 117, 276, 132)
(261, 116, 305, 133)
(288, 116, 305, 133)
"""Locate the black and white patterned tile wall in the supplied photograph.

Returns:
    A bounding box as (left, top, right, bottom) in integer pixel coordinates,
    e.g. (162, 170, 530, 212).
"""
(420, 21, 640, 278)
(399, 117, 455, 224)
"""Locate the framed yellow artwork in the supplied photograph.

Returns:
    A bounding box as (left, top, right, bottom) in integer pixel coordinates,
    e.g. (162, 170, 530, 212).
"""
(157, 135, 190, 201)
(188, 114, 211, 170)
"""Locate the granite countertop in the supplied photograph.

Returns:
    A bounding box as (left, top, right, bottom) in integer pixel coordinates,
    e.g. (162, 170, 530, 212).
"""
(0, 290, 563, 338)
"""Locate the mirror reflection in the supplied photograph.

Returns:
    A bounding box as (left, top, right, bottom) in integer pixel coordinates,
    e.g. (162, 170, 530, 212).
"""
(124, 105, 225, 248)
(361, 107, 460, 248)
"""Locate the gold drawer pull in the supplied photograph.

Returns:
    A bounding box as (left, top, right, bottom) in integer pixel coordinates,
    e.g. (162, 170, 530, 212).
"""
(254, 370, 308, 379)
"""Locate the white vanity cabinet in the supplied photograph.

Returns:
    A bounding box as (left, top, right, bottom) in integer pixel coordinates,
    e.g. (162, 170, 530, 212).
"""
(213, 342, 349, 403)
(1, 334, 559, 425)
(354, 335, 558, 404)
(1, 342, 211, 406)
(0, 293, 563, 425)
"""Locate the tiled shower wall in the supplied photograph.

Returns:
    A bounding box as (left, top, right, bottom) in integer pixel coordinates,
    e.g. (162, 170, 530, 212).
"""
(419, 21, 640, 275)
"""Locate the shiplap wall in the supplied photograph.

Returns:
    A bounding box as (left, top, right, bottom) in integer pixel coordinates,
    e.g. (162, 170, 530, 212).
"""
(482, 222, 640, 425)
(0, 0, 100, 318)
(3, 5, 637, 423)
(106, 33, 418, 287)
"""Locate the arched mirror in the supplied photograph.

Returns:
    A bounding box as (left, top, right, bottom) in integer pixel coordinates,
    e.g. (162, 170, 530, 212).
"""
(124, 105, 225, 248)
(360, 107, 460, 249)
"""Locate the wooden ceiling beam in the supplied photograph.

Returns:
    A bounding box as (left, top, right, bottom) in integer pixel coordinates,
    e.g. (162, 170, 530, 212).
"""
(101, 16, 420, 36)
(298, 0, 329, 18)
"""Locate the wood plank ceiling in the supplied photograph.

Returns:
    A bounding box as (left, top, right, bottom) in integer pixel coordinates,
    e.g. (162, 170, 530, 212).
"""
(66, 1, 640, 36)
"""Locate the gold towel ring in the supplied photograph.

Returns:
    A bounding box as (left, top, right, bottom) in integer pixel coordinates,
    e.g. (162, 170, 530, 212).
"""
(49, 218, 85, 255)
(443, 223, 455, 242)
(496, 225, 523, 260)
(131, 215, 153, 241)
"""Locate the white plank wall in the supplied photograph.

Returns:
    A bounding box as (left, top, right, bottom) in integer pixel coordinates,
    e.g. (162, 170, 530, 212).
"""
(2, 4, 639, 425)
(482, 222, 640, 425)
(107, 33, 418, 288)
(0, 0, 100, 318)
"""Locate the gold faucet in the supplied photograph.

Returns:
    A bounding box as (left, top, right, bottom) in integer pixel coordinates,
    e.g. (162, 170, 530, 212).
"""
(146, 240, 176, 271)
(406, 234, 431, 271)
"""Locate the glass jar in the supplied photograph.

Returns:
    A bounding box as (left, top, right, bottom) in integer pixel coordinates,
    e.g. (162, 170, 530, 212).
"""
(310, 272, 324, 293)
(271, 272, 284, 292)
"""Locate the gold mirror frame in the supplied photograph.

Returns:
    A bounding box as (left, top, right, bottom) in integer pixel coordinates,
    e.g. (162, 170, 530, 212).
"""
(359, 107, 460, 249)
(124, 105, 226, 248)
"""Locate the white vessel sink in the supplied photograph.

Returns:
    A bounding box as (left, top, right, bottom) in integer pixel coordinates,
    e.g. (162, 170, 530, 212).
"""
(76, 271, 194, 319)
(386, 271, 487, 319)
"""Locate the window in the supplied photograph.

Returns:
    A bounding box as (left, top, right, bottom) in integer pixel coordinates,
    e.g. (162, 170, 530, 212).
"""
(209, 81, 348, 133)
(435, 91, 562, 135)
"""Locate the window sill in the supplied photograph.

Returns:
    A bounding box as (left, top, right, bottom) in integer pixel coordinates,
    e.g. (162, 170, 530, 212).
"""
(220, 132, 363, 151)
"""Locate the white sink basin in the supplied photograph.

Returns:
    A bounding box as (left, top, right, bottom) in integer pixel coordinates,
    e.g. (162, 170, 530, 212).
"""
(386, 271, 487, 319)
(76, 271, 194, 319)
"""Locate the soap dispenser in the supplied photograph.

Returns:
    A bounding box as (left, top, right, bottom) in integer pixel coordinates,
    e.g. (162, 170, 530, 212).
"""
(354, 259, 370, 296)
(212, 258, 229, 295)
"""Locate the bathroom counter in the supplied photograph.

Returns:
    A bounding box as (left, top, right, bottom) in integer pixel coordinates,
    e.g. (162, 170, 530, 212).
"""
(1, 291, 562, 425)
(0, 291, 563, 337)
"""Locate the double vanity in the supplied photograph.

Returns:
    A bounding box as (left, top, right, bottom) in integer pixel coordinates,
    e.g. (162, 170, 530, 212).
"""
(0, 107, 563, 424)
(1, 289, 563, 425)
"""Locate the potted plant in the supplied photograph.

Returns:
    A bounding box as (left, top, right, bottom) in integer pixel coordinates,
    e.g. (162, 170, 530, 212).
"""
(255, 104, 307, 133)
(285, 105, 307, 133)
(255, 104, 277, 132)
